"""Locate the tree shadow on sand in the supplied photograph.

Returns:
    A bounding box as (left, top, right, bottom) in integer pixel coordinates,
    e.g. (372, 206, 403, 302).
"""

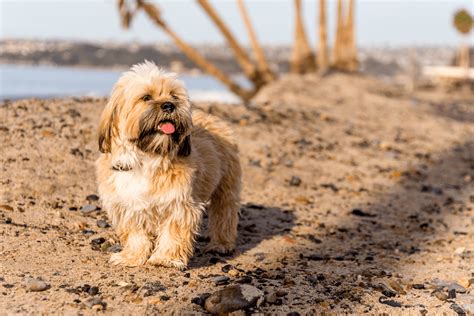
(189, 203, 296, 269)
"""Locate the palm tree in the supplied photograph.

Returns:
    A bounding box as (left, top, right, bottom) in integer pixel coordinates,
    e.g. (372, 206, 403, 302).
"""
(317, 0, 329, 71)
(291, 0, 317, 74)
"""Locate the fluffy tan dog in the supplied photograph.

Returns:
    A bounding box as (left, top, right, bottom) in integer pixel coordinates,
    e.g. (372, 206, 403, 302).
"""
(96, 61, 241, 269)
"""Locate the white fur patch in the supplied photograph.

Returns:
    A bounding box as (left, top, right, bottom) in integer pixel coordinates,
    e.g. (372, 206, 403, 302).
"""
(113, 167, 151, 213)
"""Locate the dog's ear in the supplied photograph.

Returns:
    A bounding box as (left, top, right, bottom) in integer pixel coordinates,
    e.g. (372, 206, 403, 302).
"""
(178, 135, 191, 157)
(98, 86, 123, 153)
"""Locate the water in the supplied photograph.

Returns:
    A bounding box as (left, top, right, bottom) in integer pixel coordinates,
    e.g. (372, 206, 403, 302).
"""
(0, 64, 240, 103)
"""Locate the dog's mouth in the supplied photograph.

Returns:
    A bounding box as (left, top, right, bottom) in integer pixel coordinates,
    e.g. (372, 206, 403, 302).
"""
(158, 120, 176, 135)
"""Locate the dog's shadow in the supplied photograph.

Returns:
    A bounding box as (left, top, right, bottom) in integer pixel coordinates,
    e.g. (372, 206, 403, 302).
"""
(189, 203, 296, 269)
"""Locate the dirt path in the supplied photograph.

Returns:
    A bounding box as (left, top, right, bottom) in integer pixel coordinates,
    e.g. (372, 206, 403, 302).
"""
(1, 74, 473, 314)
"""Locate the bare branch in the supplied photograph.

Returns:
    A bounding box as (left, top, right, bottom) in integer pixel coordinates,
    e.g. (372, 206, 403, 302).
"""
(138, 1, 254, 101)
(237, 0, 276, 82)
(197, 0, 265, 88)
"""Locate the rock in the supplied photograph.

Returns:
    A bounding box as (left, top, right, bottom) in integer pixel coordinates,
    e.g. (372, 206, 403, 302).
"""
(412, 283, 425, 289)
(86, 194, 100, 202)
(449, 288, 457, 299)
(387, 279, 406, 295)
(96, 220, 110, 228)
(107, 244, 122, 253)
(454, 247, 466, 255)
(141, 281, 166, 297)
(26, 278, 50, 292)
(212, 276, 230, 286)
(235, 276, 252, 284)
(371, 280, 397, 297)
(100, 241, 113, 252)
(432, 290, 448, 301)
(80, 204, 98, 214)
(90, 237, 106, 250)
(191, 293, 211, 307)
(378, 296, 402, 308)
(450, 303, 466, 316)
(351, 208, 376, 217)
(204, 285, 263, 314)
(221, 264, 233, 273)
(289, 176, 302, 187)
(84, 297, 106, 310)
(430, 278, 467, 293)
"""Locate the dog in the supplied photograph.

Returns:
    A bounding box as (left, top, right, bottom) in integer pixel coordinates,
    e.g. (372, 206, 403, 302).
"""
(95, 61, 241, 269)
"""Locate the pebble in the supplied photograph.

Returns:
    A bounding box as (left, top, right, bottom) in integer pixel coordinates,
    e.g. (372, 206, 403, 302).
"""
(431, 279, 467, 293)
(351, 209, 376, 217)
(191, 293, 211, 307)
(90, 237, 106, 250)
(450, 303, 466, 316)
(378, 296, 402, 308)
(265, 291, 283, 305)
(212, 276, 230, 286)
(204, 284, 263, 314)
(0, 204, 14, 212)
(84, 297, 106, 310)
(412, 283, 425, 290)
(80, 204, 98, 214)
(86, 194, 100, 202)
(289, 176, 302, 187)
(235, 276, 252, 284)
(96, 220, 110, 228)
(432, 290, 448, 301)
(26, 278, 50, 292)
(107, 244, 122, 253)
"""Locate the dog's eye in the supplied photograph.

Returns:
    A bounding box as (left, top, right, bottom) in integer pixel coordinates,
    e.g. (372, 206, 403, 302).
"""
(171, 94, 179, 100)
(141, 95, 152, 102)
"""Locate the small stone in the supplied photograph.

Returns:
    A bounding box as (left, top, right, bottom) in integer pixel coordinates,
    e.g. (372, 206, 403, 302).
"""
(86, 194, 100, 202)
(265, 291, 282, 305)
(212, 276, 230, 286)
(351, 209, 376, 217)
(221, 264, 233, 273)
(378, 296, 402, 308)
(235, 276, 252, 284)
(289, 176, 302, 187)
(100, 241, 113, 252)
(80, 204, 98, 214)
(191, 293, 211, 307)
(107, 244, 122, 253)
(455, 247, 466, 255)
(450, 303, 466, 316)
(26, 278, 50, 292)
(412, 284, 425, 289)
(449, 288, 457, 299)
(90, 237, 106, 250)
(142, 281, 166, 297)
(84, 297, 106, 310)
(160, 295, 170, 301)
(432, 290, 448, 301)
(204, 284, 263, 314)
(96, 220, 110, 228)
(227, 269, 241, 277)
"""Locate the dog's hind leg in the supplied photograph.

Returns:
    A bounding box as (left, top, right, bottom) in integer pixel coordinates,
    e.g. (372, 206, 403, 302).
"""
(205, 162, 241, 254)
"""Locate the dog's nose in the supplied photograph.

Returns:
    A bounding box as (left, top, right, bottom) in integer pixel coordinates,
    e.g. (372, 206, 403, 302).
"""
(161, 102, 175, 113)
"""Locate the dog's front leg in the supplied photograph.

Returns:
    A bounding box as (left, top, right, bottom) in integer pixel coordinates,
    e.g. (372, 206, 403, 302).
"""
(147, 203, 202, 270)
(110, 229, 152, 267)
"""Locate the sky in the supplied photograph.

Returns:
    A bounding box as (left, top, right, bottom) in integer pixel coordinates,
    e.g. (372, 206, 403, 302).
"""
(0, 0, 473, 47)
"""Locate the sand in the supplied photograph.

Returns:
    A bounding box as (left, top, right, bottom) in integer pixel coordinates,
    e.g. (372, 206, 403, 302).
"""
(0, 73, 473, 314)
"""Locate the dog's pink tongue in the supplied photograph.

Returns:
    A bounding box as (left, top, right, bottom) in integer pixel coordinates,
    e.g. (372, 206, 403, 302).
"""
(159, 122, 175, 135)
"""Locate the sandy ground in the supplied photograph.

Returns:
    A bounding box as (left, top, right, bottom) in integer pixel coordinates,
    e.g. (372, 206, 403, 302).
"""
(0, 73, 473, 315)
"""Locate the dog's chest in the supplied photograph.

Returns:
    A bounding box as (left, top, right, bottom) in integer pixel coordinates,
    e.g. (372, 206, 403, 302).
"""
(113, 169, 152, 212)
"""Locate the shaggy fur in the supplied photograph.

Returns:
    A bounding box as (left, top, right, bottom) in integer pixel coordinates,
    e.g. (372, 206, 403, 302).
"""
(96, 61, 241, 269)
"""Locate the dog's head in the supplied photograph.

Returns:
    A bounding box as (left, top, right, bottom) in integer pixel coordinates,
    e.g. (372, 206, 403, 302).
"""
(98, 61, 192, 157)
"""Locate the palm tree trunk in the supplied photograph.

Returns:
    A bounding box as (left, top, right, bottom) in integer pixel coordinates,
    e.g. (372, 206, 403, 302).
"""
(332, 0, 345, 69)
(346, 0, 358, 71)
(317, 0, 329, 71)
(197, 0, 266, 88)
(237, 0, 276, 82)
(291, 0, 317, 74)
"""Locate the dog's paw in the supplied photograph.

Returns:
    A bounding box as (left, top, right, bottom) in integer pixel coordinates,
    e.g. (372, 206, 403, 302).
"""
(109, 252, 147, 267)
(204, 242, 235, 255)
(147, 254, 187, 270)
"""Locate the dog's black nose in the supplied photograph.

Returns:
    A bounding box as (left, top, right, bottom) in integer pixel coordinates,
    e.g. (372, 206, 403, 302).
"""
(161, 102, 175, 113)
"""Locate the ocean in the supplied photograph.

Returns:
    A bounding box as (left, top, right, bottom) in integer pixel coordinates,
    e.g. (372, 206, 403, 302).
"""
(0, 64, 239, 103)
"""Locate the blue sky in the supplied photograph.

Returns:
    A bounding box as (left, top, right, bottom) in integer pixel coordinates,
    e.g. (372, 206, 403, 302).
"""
(1, 0, 472, 46)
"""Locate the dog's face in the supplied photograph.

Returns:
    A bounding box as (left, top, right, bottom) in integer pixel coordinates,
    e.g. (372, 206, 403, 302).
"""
(99, 61, 192, 157)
